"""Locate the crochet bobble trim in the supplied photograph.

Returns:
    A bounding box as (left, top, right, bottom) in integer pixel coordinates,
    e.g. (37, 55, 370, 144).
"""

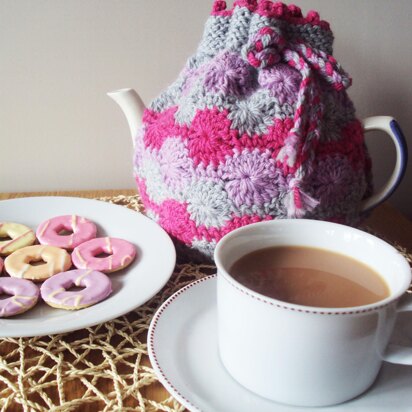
(212, 0, 331, 31)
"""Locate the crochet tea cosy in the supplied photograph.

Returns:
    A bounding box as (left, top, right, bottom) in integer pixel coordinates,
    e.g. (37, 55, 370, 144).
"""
(134, 0, 372, 260)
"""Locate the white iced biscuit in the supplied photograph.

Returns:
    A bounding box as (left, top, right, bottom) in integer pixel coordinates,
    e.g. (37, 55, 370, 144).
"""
(5, 245, 72, 282)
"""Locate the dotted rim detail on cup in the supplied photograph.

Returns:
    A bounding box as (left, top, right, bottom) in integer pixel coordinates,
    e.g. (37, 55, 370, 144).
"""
(221, 273, 394, 315)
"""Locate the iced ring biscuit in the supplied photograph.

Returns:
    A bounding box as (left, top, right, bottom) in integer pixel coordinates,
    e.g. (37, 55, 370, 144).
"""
(0, 222, 36, 256)
(40, 269, 112, 310)
(0, 257, 3, 273)
(0, 277, 39, 317)
(72, 237, 136, 273)
(5, 245, 72, 282)
(36, 215, 97, 250)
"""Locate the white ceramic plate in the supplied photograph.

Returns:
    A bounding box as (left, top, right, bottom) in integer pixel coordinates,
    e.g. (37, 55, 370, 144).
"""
(0, 196, 176, 337)
(148, 275, 412, 412)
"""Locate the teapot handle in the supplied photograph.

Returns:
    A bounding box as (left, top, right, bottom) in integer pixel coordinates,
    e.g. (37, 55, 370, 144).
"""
(360, 116, 408, 212)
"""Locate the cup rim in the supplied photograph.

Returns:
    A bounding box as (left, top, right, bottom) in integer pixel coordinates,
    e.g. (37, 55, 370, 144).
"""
(214, 219, 411, 315)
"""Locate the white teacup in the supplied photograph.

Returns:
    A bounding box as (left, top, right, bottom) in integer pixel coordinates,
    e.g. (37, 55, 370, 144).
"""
(214, 219, 412, 407)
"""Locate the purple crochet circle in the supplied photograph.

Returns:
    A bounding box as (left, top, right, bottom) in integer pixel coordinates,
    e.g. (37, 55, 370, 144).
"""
(258, 63, 301, 104)
(218, 149, 287, 208)
(204, 51, 255, 97)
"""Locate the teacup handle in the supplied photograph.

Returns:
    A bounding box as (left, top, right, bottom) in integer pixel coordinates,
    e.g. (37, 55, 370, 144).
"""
(361, 116, 408, 212)
(383, 294, 412, 365)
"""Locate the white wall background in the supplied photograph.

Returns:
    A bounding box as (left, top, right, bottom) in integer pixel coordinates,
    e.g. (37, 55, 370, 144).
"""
(1, 0, 411, 218)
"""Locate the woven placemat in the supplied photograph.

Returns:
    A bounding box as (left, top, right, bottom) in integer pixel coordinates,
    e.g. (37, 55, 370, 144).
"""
(0, 195, 411, 412)
(0, 195, 214, 412)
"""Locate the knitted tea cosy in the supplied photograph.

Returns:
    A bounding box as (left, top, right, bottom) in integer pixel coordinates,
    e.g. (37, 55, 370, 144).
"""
(134, 0, 372, 260)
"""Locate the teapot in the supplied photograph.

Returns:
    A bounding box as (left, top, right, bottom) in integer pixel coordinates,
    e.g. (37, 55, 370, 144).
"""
(108, 1, 407, 261)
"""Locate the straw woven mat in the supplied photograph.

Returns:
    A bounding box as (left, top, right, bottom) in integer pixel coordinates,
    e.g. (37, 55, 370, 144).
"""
(0, 195, 411, 412)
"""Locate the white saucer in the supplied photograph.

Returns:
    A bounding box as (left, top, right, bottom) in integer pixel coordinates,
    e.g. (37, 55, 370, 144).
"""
(148, 275, 412, 412)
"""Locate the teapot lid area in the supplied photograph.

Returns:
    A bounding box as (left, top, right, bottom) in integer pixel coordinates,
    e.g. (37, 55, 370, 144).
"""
(210, 0, 334, 55)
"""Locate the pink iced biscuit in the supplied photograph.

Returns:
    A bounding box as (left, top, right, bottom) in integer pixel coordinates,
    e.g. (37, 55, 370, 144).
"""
(0, 257, 3, 273)
(0, 277, 40, 317)
(36, 215, 97, 250)
(72, 237, 136, 273)
(40, 269, 112, 310)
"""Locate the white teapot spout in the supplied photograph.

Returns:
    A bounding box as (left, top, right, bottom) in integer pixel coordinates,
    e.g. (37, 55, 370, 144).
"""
(107, 88, 146, 141)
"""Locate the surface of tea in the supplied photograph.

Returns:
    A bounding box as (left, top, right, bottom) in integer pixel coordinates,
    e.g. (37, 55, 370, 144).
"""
(229, 246, 390, 308)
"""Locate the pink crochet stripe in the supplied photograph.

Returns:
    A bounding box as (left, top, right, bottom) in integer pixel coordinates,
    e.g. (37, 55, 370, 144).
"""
(211, 1, 331, 31)
(140, 191, 277, 245)
(220, 214, 273, 236)
(195, 214, 273, 243)
(158, 200, 197, 245)
(143, 107, 187, 150)
(233, 118, 294, 159)
(316, 120, 368, 170)
(135, 178, 159, 213)
(186, 108, 237, 167)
